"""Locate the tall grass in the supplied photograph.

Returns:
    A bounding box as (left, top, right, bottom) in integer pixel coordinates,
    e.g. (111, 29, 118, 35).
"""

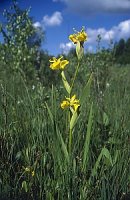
(0, 62, 130, 199)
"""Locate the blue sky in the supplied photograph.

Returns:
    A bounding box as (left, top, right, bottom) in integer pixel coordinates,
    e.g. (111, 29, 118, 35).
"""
(0, 0, 130, 55)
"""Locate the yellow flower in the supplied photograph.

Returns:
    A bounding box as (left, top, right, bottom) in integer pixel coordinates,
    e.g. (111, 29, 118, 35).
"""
(61, 100, 70, 109)
(69, 28, 87, 44)
(69, 34, 78, 44)
(61, 95, 80, 111)
(77, 31, 87, 42)
(49, 56, 69, 70)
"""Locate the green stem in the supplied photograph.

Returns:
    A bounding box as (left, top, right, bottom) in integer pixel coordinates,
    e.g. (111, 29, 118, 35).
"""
(68, 61, 80, 156)
(61, 71, 71, 95)
(70, 61, 80, 94)
(69, 125, 72, 156)
(15, 171, 26, 190)
(68, 91, 72, 156)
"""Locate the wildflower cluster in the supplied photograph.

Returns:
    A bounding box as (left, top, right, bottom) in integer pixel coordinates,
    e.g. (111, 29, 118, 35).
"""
(49, 27, 87, 154)
(49, 27, 87, 111)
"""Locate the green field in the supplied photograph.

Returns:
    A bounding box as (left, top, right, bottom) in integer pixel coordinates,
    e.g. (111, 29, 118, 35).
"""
(0, 58, 130, 199)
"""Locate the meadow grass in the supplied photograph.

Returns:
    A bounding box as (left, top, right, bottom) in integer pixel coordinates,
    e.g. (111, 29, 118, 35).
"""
(0, 63, 130, 200)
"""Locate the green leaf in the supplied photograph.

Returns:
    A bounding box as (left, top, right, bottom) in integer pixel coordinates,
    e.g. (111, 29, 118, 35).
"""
(89, 147, 112, 183)
(76, 41, 84, 60)
(89, 149, 103, 181)
(61, 71, 71, 94)
(70, 111, 78, 130)
(57, 130, 69, 163)
(103, 112, 109, 126)
(22, 181, 28, 192)
(45, 102, 54, 124)
(80, 73, 93, 106)
(82, 103, 93, 171)
(102, 147, 113, 166)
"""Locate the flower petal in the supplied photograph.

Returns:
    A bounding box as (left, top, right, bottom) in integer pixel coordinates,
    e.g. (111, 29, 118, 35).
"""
(61, 100, 70, 109)
(60, 60, 69, 70)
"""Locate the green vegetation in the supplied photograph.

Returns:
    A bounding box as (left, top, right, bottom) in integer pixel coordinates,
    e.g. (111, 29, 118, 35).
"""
(0, 1, 130, 200)
(114, 38, 130, 64)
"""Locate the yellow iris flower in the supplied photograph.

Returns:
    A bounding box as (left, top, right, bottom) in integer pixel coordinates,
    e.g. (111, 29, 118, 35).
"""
(69, 28, 87, 44)
(61, 95, 80, 111)
(49, 56, 69, 70)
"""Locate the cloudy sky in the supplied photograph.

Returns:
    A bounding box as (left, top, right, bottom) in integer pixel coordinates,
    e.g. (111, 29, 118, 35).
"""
(0, 0, 130, 55)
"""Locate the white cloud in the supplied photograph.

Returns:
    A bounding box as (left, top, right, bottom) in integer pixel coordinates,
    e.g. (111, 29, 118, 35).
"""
(56, 0, 130, 15)
(42, 11, 63, 27)
(60, 42, 74, 54)
(33, 11, 63, 30)
(87, 19, 130, 44)
(59, 19, 130, 54)
(33, 22, 42, 28)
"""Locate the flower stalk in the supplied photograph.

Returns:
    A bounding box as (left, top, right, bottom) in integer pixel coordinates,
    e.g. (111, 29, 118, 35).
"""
(49, 27, 87, 157)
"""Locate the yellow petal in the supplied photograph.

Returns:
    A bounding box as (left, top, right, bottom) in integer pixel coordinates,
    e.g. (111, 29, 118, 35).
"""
(73, 103, 80, 111)
(49, 56, 68, 70)
(69, 29, 87, 44)
(60, 60, 69, 70)
(69, 34, 78, 44)
(58, 56, 63, 60)
(77, 31, 87, 42)
(61, 100, 70, 109)
(66, 97, 70, 101)
(50, 60, 60, 70)
(70, 95, 76, 103)
(49, 57, 57, 63)
(69, 95, 80, 111)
